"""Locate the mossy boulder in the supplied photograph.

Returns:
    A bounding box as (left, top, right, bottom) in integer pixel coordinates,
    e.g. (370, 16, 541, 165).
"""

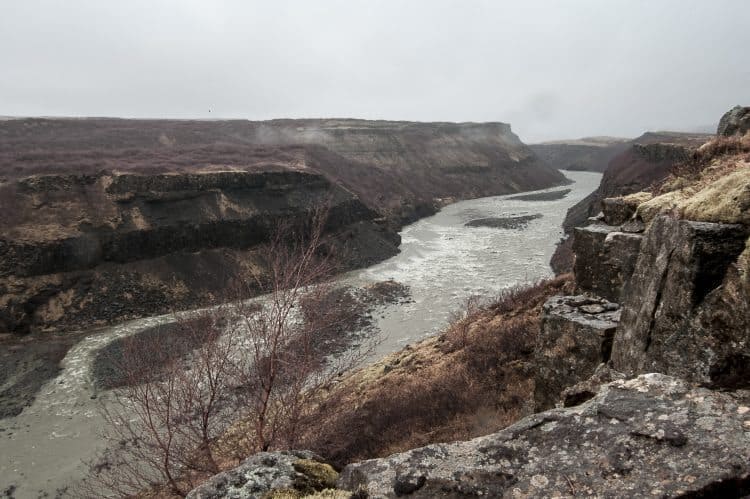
(187, 450, 347, 499)
(291, 459, 339, 494)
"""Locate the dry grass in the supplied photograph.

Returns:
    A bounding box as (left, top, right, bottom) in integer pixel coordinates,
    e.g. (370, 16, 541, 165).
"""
(654, 132, 750, 195)
(294, 275, 574, 468)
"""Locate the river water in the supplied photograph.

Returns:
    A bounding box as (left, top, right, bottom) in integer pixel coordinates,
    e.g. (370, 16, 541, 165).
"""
(0, 170, 600, 498)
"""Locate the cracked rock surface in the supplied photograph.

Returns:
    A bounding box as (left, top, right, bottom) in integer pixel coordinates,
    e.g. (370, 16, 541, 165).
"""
(187, 450, 337, 499)
(338, 373, 750, 498)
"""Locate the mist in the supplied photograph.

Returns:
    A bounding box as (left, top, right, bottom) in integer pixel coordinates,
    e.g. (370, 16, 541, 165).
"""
(1, 0, 748, 142)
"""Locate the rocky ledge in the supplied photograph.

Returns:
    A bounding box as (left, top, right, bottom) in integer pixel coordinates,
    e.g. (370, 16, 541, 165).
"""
(534, 295, 620, 411)
(337, 373, 750, 498)
(187, 450, 345, 499)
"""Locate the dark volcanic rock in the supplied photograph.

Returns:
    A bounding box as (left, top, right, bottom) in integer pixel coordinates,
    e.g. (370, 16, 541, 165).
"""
(0, 170, 399, 335)
(611, 215, 750, 385)
(552, 132, 711, 273)
(338, 374, 750, 498)
(573, 224, 643, 302)
(601, 196, 638, 225)
(534, 295, 620, 411)
(717, 105, 750, 136)
(465, 214, 542, 230)
(560, 363, 626, 408)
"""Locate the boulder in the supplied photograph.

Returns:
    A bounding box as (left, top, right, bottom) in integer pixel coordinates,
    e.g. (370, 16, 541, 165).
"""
(338, 374, 750, 498)
(186, 450, 340, 499)
(559, 363, 626, 408)
(717, 105, 750, 136)
(611, 215, 749, 385)
(534, 295, 620, 411)
(601, 197, 636, 225)
(573, 225, 643, 302)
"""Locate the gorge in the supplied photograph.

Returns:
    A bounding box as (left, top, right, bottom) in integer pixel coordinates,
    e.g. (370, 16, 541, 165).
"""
(2, 107, 750, 498)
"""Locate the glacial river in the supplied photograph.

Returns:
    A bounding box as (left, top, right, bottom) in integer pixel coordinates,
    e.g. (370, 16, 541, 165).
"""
(0, 170, 601, 498)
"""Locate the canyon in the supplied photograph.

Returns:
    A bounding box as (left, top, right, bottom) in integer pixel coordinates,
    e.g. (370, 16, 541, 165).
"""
(185, 107, 750, 498)
(0, 118, 565, 336)
(2, 107, 750, 499)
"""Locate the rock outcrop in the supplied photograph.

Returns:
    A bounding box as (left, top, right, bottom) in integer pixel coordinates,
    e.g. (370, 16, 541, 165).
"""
(0, 169, 399, 334)
(534, 295, 620, 410)
(572, 224, 643, 302)
(559, 132, 710, 233)
(338, 374, 750, 498)
(718, 105, 750, 136)
(611, 215, 749, 386)
(187, 450, 341, 499)
(550, 132, 710, 273)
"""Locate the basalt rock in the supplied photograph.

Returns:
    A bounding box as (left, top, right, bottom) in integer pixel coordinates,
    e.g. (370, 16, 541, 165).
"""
(717, 105, 750, 136)
(534, 295, 620, 411)
(559, 363, 626, 408)
(338, 374, 750, 498)
(601, 197, 638, 226)
(186, 451, 339, 499)
(611, 215, 750, 386)
(0, 170, 399, 334)
(573, 224, 643, 302)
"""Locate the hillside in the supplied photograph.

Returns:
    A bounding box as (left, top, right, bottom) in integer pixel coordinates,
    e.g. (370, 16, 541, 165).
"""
(0, 118, 567, 334)
(530, 136, 630, 172)
(185, 107, 750, 499)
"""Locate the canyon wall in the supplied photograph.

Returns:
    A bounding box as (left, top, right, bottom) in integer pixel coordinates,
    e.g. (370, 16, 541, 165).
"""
(188, 110, 750, 499)
(0, 169, 398, 334)
(550, 131, 712, 273)
(0, 118, 567, 334)
(530, 136, 630, 172)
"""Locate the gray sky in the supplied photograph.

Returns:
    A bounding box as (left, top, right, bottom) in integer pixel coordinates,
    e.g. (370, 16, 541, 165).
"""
(2, 0, 748, 142)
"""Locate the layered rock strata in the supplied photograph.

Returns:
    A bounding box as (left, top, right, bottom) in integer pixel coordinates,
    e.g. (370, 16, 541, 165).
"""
(611, 215, 750, 386)
(533, 295, 620, 411)
(0, 170, 399, 334)
(572, 224, 643, 302)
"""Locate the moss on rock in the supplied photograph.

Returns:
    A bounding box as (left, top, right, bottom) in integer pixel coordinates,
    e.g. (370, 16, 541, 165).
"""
(681, 167, 750, 224)
(292, 459, 339, 493)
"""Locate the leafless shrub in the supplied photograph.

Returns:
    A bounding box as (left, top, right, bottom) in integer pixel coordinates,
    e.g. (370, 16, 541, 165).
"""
(445, 295, 484, 349)
(304, 275, 573, 467)
(82, 206, 377, 497)
(81, 310, 240, 497)
(221, 208, 376, 457)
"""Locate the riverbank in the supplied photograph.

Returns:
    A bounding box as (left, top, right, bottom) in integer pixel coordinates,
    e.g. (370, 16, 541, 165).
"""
(0, 171, 600, 498)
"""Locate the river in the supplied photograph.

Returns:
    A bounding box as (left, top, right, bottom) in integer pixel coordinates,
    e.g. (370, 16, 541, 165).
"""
(0, 170, 601, 498)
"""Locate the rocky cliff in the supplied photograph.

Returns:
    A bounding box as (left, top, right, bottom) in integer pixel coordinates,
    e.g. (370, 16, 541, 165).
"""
(332, 113, 750, 498)
(530, 136, 630, 172)
(0, 118, 566, 334)
(550, 131, 712, 273)
(0, 168, 399, 334)
(0, 118, 566, 225)
(191, 110, 750, 499)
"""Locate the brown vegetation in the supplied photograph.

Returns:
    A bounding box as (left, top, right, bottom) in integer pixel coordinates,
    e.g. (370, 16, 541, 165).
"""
(654, 131, 750, 195)
(81, 211, 377, 497)
(298, 275, 574, 468)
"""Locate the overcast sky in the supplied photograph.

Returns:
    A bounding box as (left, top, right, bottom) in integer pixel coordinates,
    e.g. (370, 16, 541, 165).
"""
(2, 0, 748, 142)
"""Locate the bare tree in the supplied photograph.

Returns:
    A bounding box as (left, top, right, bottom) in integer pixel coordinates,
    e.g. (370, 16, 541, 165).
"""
(224, 207, 375, 457)
(83, 206, 377, 497)
(82, 310, 241, 497)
